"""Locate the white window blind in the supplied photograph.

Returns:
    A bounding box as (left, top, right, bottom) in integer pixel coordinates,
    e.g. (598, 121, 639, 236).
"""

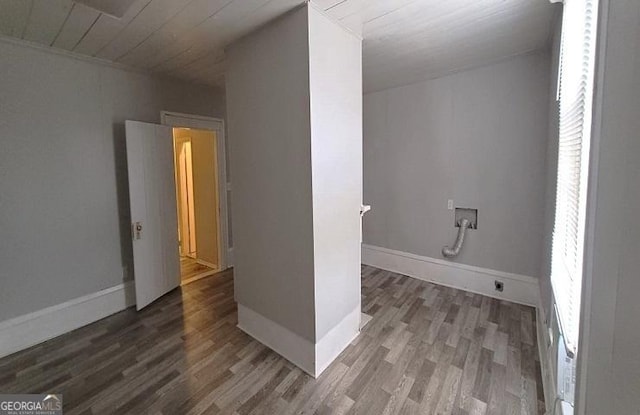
(551, 0, 598, 356)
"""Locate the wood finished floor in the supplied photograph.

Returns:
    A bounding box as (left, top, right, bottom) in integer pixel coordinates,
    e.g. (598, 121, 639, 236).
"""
(0, 266, 545, 415)
(180, 256, 217, 285)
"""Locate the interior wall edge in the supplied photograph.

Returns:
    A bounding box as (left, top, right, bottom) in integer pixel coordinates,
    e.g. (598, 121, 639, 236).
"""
(236, 303, 316, 377)
(237, 302, 360, 378)
(314, 305, 360, 377)
(307, 1, 363, 40)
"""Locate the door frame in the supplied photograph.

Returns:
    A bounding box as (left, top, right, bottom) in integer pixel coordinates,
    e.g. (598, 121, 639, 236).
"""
(175, 137, 197, 258)
(161, 111, 229, 271)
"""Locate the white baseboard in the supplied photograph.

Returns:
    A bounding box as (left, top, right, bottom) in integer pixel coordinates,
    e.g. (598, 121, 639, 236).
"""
(181, 270, 219, 286)
(195, 258, 218, 270)
(237, 304, 360, 378)
(362, 244, 540, 306)
(0, 282, 136, 359)
(237, 304, 316, 376)
(227, 248, 234, 267)
(315, 306, 360, 376)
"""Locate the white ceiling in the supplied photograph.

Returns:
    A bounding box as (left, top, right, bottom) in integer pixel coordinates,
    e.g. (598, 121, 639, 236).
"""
(0, 0, 557, 93)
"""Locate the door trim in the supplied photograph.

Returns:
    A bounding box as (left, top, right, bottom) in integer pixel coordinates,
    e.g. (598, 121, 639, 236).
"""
(160, 111, 229, 271)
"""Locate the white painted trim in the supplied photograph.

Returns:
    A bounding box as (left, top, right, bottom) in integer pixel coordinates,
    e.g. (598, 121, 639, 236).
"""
(195, 258, 218, 270)
(237, 304, 316, 376)
(360, 313, 373, 329)
(161, 111, 225, 125)
(161, 112, 230, 272)
(574, 1, 609, 413)
(362, 244, 540, 306)
(0, 35, 148, 75)
(364, 49, 546, 95)
(227, 247, 234, 267)
(0, 35, 219, 91)
(0, 282, 136, 359)
(181, 270, 218, 286)
(307, 1, 363, 40)
(537, 298, 557, 415)
(237, 304, 361, 378)
(315, 306, 360, 377)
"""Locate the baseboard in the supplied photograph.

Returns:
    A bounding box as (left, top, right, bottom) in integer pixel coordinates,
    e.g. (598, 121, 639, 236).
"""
(181, 270, 219, 286)
(315, 306, 360, 377)
(237, 304, 316, 376)
(360, 312, 373, 329)
(0, 282, 136, 359)
(195, 259, 218, 270)
(237, 304, 360, 378)
(227, 248, 234, 267)
(362, 244, 540, 306)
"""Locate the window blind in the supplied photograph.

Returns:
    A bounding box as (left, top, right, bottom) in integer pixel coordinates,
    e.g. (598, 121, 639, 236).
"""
(551, 0, 598, 356)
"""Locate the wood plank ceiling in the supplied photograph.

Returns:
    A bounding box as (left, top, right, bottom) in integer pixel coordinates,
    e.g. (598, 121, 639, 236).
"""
(0, 0, 557, 93)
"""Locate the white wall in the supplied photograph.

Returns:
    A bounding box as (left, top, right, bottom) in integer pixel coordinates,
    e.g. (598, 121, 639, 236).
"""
(363, 52, 550, 278)
(576, 0, 640, 412)
(0, 38, 225, 321)
(227, 6, 317, 343)
(227, 5, 362, 376)
(308, 6, 362, 345)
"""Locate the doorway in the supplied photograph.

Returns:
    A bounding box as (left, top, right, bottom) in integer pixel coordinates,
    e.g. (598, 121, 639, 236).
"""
(162, 111, 228, 288)
(172, 127, 220, 285)
(124, 113, 228, 310)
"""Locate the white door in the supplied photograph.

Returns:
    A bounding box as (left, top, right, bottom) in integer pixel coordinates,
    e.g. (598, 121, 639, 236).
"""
(126, 120, 180, 310)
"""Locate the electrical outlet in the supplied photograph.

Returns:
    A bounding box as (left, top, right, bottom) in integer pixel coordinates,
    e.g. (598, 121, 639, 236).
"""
(494, 280, 504, 292)
(447, 199, 454, 210)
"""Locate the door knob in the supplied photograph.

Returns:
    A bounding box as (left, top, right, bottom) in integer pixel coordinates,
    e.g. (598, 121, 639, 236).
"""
(132, 221, 143, 240)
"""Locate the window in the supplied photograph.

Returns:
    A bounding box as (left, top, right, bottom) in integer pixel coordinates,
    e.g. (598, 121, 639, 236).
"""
(551, 0, 598, 357)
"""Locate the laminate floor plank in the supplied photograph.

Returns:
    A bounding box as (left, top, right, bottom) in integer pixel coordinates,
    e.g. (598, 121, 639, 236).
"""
(180, 257, 218, 285)
(0, 266, 545, 414)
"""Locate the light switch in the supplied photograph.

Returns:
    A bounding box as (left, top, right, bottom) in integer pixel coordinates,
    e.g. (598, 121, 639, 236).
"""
(447, 200, 454, 210)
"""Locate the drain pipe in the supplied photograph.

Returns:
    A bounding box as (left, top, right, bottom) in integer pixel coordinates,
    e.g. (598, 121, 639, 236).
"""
(442, 218, 471, 258)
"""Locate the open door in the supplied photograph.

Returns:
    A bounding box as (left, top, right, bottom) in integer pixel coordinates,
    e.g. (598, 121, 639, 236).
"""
(126, 120, 180, 310)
